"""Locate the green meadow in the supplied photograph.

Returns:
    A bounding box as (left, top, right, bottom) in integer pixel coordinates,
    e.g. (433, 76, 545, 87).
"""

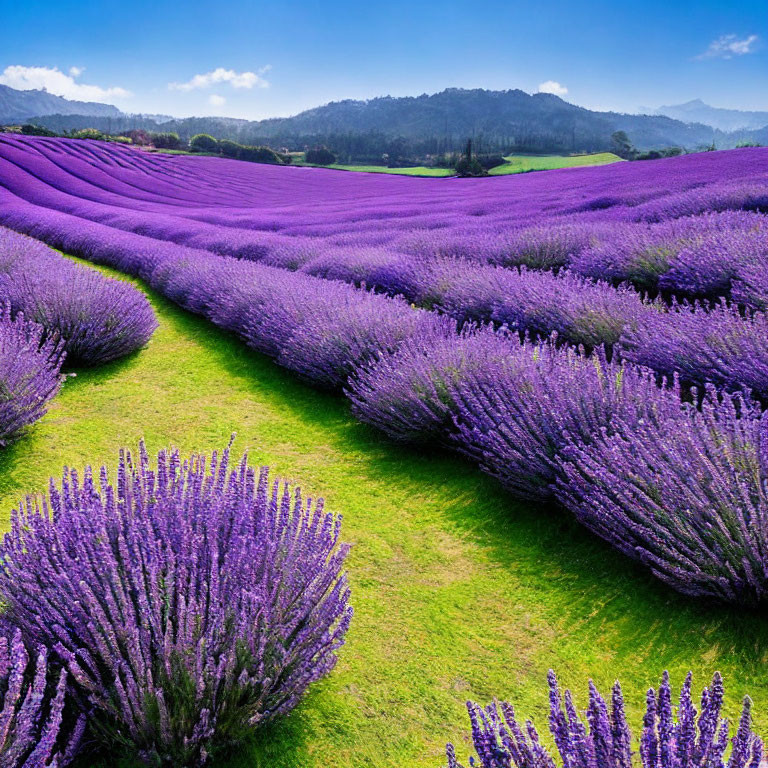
(487, 152, 624, 175)
(1, 258, 766, 767)
(300, 152, 623, 177)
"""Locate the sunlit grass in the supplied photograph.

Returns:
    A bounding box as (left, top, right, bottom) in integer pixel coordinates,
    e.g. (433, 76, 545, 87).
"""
(488, 152, 624, 175)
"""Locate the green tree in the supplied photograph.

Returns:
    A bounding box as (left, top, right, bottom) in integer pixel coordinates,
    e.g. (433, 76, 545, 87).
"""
(305, 146, 337, 165)
(190, 134, 219, 153)
(610, 130, 635, 159)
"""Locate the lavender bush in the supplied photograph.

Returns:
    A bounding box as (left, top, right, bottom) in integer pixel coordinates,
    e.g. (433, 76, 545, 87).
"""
(279, 292, 451, 389)
(0, 441, 352, 766)
(0, 625, 85, 767)
(450, 340, 678, 500)
(618, 300, 768, 398)
(0, 227, 157, 366)
(556, 389, 768, 602)
(0, 304, 65, 446)
(572, 212, 768, 299)
(446, 670, 762, 768)
(347, 325, 516, 444)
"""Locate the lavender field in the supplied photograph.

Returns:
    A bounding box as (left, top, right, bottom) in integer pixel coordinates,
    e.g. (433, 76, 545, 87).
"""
(1, 133, 768, 767)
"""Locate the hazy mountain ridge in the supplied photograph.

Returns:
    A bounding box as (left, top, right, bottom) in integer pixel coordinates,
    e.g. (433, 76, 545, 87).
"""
(653, 99, 768, 132)
(5, 85, 766, 154)
(246, 88, 721, 150)
(0, 84, 122, 121)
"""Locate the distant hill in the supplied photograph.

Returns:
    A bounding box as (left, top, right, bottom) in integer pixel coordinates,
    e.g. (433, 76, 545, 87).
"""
(652, 99, 768, 132)
(246, 89, 720, 151)
(14, 87, 765, 160)
(0, 84, 122, 122)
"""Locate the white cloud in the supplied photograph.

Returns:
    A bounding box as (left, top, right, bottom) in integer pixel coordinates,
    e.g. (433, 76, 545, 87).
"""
(0, 65, 130, 101)
(169, 66, 271, 92)
(697, 34, 759, 59)
(538, 80, 568, 97)
(209, 93, 226, 106)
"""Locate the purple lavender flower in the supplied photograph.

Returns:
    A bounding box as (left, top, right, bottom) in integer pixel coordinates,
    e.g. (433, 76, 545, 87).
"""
(0, 441, 352, 766)
(0, 227, 157, 366)
(447, 671, 761, 768)
(347, 325, 516, 444)
(450, 339, 679, 499)
(556, 388, 768, 602)
(0, 303, 65, 446)
(0, 624, 85, 767)
(619, 299, 768, 398)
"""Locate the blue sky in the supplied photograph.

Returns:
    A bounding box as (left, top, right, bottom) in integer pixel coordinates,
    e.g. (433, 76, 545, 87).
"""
(1, 0, 766, 119)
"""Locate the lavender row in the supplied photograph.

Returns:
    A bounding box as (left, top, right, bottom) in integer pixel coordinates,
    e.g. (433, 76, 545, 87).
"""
(300, 246, 768, 398)
(1, 136, 766, 311)
(4, 137, 768, 396)
(0, 227, 157, 367)
(0, 304, 64, 446)
(447, 670, 761, 768)
(0, 440, 351, 766)
(4, 196, 768, 600)
(350, 326, 768, 601)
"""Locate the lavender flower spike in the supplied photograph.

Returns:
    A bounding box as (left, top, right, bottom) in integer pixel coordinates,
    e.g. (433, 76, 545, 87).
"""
(447, 671, 761, 768)
(0, 440, 352, 766)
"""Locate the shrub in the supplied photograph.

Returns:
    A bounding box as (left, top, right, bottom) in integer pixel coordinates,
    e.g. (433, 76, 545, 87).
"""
(305, 147, 337, 165)
(446, 670, 761, 768)
(414, 261, 650, 350)
(190, 133, 219, 153)
(556, 388, 768, 602)
(0, 441, 352, 767)
(218, 139, 242, 158)
(618, 299, 768, 398)
(20, 124, 58, 137)
(237, 145, 283, 164)
(70, 128, 105, 141)
(279, 288, 452, 389)
(572, 212, 768, 298)
(450, 341, 676, 500)
(149, 132, 182, 150)
(106, 134, 132, 144)
(347, 325, 516, 444)
(455, 156, 485, 177)
(0, 304, 65, 446)
(0, 626, 86, 767)
(0, 230, 157, 366)
(124, 129, 151, 146)
(476, 154, 506, 170)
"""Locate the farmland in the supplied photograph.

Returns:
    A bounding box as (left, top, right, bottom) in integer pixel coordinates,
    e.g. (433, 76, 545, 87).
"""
(1, 133, 768, 767)
(487, 151, 624, 174)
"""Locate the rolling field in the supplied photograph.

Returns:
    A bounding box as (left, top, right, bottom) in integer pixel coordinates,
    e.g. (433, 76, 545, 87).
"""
(487, 151, 624, 175)
(2, 258, 767, 768)
(2, 135, 768, 766)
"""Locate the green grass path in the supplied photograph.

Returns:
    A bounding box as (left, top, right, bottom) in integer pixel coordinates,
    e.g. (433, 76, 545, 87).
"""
(1, 258, 766, 767)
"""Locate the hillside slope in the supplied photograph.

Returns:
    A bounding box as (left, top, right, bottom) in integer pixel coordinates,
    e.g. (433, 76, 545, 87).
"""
(0, 83, 121, 122)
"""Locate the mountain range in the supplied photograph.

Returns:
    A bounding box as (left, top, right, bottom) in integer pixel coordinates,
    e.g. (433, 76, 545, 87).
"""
(652, 99, 768, 132)
(2, 85, 766, 155)
(0, 84, 121, 122)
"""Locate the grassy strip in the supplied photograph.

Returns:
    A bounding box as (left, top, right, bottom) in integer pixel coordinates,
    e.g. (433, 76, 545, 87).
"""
(488, 152, 624, 175)
(0, 256, 765, 768)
